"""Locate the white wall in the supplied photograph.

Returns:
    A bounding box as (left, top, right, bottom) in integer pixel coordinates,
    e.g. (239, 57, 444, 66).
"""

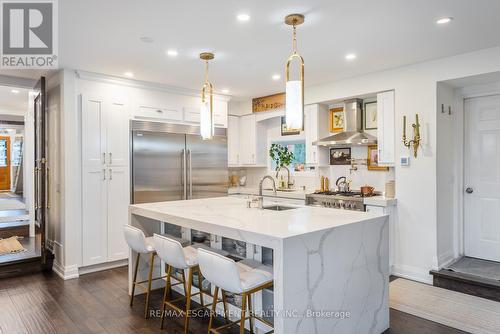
(303, 46, 500, 283)
(436, 82, 459, 267)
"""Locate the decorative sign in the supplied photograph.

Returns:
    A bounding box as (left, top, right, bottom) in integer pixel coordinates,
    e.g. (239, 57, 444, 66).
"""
(252, 92, 285, 113)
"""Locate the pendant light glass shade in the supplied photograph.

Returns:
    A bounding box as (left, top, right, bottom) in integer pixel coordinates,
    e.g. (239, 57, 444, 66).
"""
(285, 80, 303, 129)
(200, 87, 214, 140)
(199, 52, 215, 140)
(284, 14, 305, 131)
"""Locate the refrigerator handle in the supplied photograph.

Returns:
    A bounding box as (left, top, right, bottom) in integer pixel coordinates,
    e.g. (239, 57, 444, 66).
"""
(182, 149, 187, 200)
(187, 149, 192, 199)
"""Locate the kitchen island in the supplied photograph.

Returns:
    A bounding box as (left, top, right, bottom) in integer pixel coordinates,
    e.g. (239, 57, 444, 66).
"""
(129, 197, 389, 334)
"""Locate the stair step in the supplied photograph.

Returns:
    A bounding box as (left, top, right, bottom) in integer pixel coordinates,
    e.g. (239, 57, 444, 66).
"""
(430, 269, 500, 302)
(0, 220, 30, 238)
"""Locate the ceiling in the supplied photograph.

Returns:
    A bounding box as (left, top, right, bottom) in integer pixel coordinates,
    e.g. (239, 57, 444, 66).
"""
(0, 86, 29, 114)
(2, 0, 500, 98)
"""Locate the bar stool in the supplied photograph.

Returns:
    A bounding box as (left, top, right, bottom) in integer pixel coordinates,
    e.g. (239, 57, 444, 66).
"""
(154, 233, 224, 334)
(124, 225, 166, 318)
(197, 248, 274, 334)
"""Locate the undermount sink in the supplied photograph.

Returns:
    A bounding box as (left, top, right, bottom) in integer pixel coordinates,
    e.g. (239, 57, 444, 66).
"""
(262, 205, 297, 211)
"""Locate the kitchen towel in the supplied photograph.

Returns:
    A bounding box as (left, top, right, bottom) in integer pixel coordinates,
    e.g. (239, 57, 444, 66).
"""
(0, 236, 26, 256)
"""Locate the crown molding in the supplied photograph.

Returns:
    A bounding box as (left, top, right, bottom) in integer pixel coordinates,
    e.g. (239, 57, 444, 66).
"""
(74, 70, 231, 102)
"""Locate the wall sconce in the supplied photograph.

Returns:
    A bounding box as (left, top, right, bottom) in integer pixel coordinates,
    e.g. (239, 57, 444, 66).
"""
(402, 114, 421, 158)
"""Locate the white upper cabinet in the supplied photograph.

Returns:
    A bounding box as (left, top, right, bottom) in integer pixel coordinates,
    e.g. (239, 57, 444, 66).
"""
(238, 114, 266, 166)
(305, 104, 330, 165)
(227, 115, 240, 166)
(106, 101, 129, 166)
(376, 91, 395, 166)
(239, 114, 257, 165)
(82, 96, 105, 168)
(183, 99, 228, 128)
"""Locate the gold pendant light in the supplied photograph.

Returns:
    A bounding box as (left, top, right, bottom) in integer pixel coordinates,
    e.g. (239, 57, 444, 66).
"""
(200, 52, 215, 140)
(284, 14, 305, 131)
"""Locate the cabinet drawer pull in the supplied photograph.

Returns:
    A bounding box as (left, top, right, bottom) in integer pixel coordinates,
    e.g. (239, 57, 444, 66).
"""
(156, 109, 163, 113)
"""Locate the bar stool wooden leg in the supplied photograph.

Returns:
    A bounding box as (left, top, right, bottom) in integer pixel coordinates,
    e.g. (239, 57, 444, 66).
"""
(184, 268, 193, 334)
(197, 268, 205, 307)
(239, 292, 247, 334)
(160, 265, 172, 330)
(208, 286, 219, 334)
(247, 294, 254, 334)
(130, 253, 140, 307)
(221, 289, 229, 324)
(144, 252, 155, 318)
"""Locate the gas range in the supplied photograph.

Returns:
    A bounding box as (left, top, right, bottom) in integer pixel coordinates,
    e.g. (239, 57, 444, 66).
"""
(306, 191, 375, 211)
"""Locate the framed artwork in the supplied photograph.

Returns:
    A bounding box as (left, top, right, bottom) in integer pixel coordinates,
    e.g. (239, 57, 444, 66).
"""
(367, 145, 389, 171)
(329, 107, 344, 133)
(330, 148, 351, 165)
(364, 101, 377, 130)
(281, 116, 301, 136)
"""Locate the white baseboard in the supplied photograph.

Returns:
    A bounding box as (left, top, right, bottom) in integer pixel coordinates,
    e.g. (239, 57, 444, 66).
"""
(78, 259, 128, 276)
(392, 264, 433, 284)
(53, 260, 79, 280)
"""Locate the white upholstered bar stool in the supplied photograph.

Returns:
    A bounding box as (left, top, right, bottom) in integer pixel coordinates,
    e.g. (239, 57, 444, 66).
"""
(197, 248, 274, 334)
(124, 225, 165, 318)
(154, 233, 219, 334)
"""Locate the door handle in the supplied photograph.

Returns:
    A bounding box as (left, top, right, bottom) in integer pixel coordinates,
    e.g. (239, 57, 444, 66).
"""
(109, 152, 112, 164)
(102, 152, 106, 164)
(103, 169, 106, 180)
(182, 149, 186, 199)
(465, 187, 473, 194)
(187, 149, 192, 199)
(109, 168, 112, 180)
(46, 166, 50, 209)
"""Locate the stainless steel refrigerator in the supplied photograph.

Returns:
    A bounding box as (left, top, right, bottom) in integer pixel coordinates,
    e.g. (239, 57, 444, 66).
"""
(131, 120, 228, 204)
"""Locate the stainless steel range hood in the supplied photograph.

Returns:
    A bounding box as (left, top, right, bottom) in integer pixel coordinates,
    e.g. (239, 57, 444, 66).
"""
(313, 99, 377, 147)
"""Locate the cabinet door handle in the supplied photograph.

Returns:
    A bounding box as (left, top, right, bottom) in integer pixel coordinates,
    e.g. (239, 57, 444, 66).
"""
(103, 169, 106, 180)
(156, 109, 163, 113)
(109, 152, 112, 164)
(102, 152, 106, 164)
(109, 168, 112, 180)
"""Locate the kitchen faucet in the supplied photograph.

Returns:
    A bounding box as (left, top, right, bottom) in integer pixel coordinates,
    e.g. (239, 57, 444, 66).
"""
(257, 175, 277, 209)
(275, 166, 291, 189)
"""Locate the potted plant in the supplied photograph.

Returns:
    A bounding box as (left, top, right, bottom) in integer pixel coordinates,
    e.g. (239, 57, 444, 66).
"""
(269, 143, 294, 171)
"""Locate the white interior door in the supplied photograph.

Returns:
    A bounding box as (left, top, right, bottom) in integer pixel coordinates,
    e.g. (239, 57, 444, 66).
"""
(464, 94, 500, 262)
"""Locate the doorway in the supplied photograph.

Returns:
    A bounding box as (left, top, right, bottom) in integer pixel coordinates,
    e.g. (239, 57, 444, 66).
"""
(464, 94, 500, 262)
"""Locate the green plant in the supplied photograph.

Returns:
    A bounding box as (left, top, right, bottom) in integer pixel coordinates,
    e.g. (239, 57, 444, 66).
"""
(269, 143, 294, 170)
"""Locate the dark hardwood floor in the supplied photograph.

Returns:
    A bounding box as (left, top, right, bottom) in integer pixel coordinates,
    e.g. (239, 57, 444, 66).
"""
(0, 266, 469, 334)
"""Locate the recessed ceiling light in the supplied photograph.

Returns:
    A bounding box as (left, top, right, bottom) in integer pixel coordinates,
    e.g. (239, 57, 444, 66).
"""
(345, 53, 357, 61)
(11, 89, 19, 94)
(272, 74, 281, 81)
(436, 17, 453, 25)
(237, 14, 250, 22)
(166, 49, 178, 57)
(139, 36, 154, 43)
(221, 89, 229, 94)
(124, 72, 134, 78)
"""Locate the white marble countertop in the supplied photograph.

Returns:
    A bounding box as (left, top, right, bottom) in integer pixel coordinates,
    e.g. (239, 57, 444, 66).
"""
(130, 197, 385, 241)
(363, 196, 397, 206)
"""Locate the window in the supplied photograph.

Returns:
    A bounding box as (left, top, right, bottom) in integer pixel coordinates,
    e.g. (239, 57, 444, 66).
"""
(270, 140, 306, 172)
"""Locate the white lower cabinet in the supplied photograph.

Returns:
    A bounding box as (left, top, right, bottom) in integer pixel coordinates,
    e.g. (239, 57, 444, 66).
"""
(82, 165, 130, 266)
(82, 167, 108, 266)
(106, 166, 129, 261)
